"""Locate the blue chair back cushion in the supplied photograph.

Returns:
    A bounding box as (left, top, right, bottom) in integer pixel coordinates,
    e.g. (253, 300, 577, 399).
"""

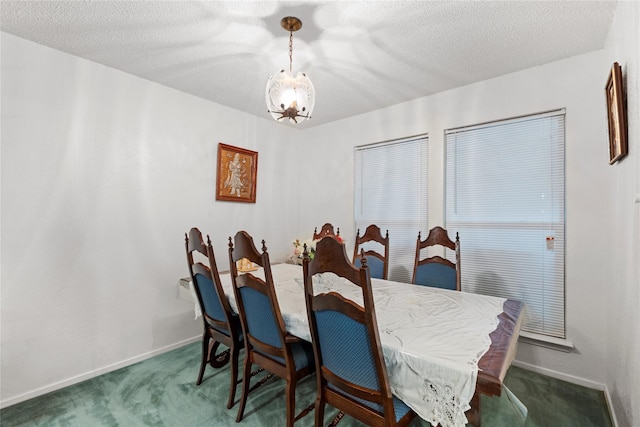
(316, 309, 412, 421)
(194, 273, 228, 329)
(414, 263, 456, 290)
(238, 286, 282, 349)
(239, 286, 313, 369)
(354, 256, 384, 279)
(316, 310, 380, 391)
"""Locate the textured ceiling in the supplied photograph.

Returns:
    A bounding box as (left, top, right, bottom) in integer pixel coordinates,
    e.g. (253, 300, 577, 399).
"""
(1, 1, 617, 128)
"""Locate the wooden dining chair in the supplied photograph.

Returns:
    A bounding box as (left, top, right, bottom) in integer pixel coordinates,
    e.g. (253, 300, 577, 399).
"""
(228, 231, 315, 427)
(185, 227, 243, 409)
(412, 226, 461, 291)
(313, 223, 340, 241)
(352, 224, 389, 280)
(303, 236, 417, 427)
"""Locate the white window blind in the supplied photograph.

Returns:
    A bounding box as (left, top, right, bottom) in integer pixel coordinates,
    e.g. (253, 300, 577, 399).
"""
(354, 136, 428, 283)
(445, 111, 565, 338)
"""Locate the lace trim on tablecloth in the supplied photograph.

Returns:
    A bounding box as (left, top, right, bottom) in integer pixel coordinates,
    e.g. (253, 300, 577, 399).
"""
(421, 379, 468, 427)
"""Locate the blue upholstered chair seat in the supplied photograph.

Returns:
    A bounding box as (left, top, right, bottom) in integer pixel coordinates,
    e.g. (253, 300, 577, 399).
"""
(256, 340, 315, 370)
(208, 314, 243, 341)
(327, 384, 413, 421)
(289, 341, 315, 370)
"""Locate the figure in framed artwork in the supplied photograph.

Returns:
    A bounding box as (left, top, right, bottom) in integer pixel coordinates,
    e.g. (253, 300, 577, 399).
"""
(224, 153, 244, 197)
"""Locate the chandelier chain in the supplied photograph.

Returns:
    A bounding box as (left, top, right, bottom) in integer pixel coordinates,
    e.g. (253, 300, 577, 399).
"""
(288, 30, 293, 73)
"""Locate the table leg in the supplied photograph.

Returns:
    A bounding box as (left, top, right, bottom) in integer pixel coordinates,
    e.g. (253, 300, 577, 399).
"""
(465, 391, 481, 426)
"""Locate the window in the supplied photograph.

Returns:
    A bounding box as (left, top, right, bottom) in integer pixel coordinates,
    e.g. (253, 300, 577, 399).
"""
(445, 110, 565, 338)
(354, 135, 428, 282)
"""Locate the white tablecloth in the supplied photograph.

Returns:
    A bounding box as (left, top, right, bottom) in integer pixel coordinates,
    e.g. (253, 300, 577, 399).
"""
(195, 263, 505, 427)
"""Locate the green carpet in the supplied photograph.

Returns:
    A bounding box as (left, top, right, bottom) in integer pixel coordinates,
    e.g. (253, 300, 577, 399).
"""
(0, 342, 613, 426)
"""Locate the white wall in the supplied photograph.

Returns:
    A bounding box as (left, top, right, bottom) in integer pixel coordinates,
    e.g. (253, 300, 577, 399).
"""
(603, 2, 640, 426)
(0, 32, 300, 406)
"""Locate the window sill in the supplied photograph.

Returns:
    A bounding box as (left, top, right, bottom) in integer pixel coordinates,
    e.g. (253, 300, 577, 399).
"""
(518, 331, 575, 352)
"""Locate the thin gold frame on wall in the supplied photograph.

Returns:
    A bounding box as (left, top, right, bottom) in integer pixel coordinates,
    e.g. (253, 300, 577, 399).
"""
(605, 62, 628, 164)
(215, 143, 258, 203)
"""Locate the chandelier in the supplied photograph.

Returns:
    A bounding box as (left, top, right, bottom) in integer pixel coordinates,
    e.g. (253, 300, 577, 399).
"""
(265, 17, 315, 124)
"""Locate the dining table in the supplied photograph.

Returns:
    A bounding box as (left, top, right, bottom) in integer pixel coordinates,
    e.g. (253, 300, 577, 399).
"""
(190, 262, 524, 427)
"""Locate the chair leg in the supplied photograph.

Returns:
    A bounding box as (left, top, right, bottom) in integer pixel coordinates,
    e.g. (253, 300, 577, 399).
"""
(196, 333, 210, 385)
(314, 398, 325, 427)
(236, 353, 252, 422)
(285, 378, 296, 427)
(227, 345, 240, 409)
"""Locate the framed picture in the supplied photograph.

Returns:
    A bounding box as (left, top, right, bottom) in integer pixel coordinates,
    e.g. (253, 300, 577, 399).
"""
(605, 62, 628, 164)
(215, 143, 258, 203)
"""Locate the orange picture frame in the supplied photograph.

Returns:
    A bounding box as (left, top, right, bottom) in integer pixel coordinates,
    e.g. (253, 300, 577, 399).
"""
(605, 62, 628, 164)
(215, 143, 258, 203)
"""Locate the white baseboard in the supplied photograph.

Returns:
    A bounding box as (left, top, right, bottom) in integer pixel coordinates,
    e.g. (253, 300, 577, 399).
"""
(512, 360, 605, 390)
(0, 335, 201, 409)
(512, 360, 619, 427)
(602, 385, 620, 427)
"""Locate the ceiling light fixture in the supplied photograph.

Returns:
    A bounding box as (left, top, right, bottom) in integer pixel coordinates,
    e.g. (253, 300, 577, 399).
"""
(265, 16, 315, 124)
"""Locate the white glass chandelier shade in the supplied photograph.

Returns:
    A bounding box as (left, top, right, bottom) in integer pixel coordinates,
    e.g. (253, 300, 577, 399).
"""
(265, 16, 315, 125)
(265, 70, 315, 124)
